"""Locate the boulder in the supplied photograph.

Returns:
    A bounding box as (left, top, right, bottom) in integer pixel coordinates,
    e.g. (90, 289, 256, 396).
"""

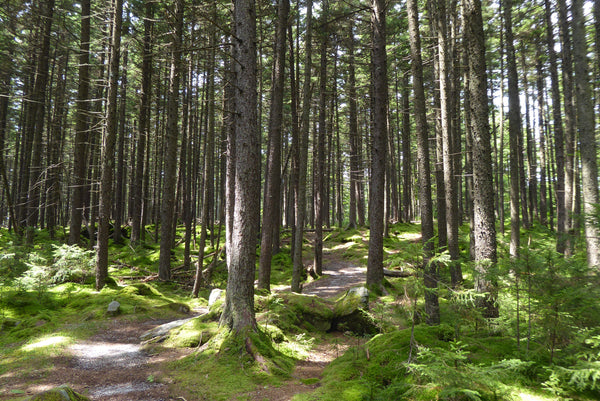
(140, 317, 194, 343)
(107, 300, 120, 316)
(29, 385, 89, 401)
(208, 289, 224, 307)
(333, 287, 378, 336)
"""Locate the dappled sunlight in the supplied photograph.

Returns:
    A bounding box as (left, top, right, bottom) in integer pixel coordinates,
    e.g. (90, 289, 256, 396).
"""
(22, 335, 72, 352)
(515, 390, 557, 401)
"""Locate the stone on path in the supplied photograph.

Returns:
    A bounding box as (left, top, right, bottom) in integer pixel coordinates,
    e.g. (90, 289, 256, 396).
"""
(29, 385, 89, 401)
(107, 300, 120, 316)
(333, 286, 378, 336)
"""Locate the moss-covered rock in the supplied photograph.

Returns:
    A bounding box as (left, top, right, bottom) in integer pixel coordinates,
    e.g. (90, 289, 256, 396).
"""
(265, 292, 334, 333)
(29, 385, 89, 401)
(333, 287, 378, 336)
(164, 317, 219, 348)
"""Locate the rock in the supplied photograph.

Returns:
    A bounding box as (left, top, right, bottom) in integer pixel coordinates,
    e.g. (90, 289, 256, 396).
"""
(208, 289, 224, 307)
(107, 300, 120, 316)
(29, 385, 89, 401)
(333, 287, 378, 336)
(140, 317, 195, 343)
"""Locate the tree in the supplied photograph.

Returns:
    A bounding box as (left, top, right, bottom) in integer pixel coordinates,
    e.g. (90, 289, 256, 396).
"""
(366, 0, 387, 290)
(96, 0, 123, 290)
(407, 0, 439, 325)
(130, 0, 154, 246)
(69, 0, 91, 245)
(572, 0, 600, 267)
(291, 0, 313, 293)
(220, 0, 260, 333)
(503, 0, 521, 259)
(465, 0, 498, 318)
(158, 0, 184, 281)
(258, 0, 289, 291)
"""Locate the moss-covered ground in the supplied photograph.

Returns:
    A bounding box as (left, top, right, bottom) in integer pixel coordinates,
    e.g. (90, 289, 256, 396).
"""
(1, 222, 599, 400)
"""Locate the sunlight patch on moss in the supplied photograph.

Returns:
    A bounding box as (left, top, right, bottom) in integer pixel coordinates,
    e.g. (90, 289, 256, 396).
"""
(22, 334, 72, 352)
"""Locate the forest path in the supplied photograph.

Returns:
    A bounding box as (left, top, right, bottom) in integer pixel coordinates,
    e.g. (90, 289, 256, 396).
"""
(246, 237, 368, 401)
(1, 237, 367, 401)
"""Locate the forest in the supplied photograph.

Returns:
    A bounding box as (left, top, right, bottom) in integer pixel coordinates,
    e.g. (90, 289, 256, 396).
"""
(1, 0, 600, 399)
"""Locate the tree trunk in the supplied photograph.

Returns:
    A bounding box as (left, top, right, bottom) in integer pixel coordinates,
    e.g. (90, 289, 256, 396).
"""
(69, 0, 91, 245)
(407, 0, 439, 325)
(572, 0, 600, 267)
(465, 0, 499, 318)
(503, 0, 521, 259)
(96, 0, 123, 290)
(313, 0, 328, 277)
(158, 0, 184, 281)
(401, 73, 412, 223)
(543, 0, 564, 240)
(291, 0, 312, 293)
(557, 0, 577, 256)
(23, 0, 55, 243)
(258, 0, 289, 291)
(367, 0, 387, 290)
(220, 0, 260, 333)
(347, 24, 359, 230)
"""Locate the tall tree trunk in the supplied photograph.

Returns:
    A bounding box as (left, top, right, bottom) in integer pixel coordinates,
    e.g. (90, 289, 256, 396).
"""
(347, 24, 359, 230)
(96, 0, 123, 290)
(313, 0, 328, 277)
(158, 0, 184, 281)
(291, 0, 312, 293)
(544, 0, 565, 250)
(114, 44, 129, 245)
(220, 0, 260, 333)
(130, 0, 153, 246)
(258, 0, 289, 291)
(572, 0, 600, 267)
(46, 49, 69, 239)
(367, 0, 387, 290)
(401, 73, 412, 223)
(23, 0, 55, 243)
(557, 0, 577, 256)
(435, 0, 461, 287)
(407, 0, 439, 325)
(465, 0, 499, 318)
(503, 0, 521, 258)
(69, 0, 91, 245)
(536, 52, 548, 228)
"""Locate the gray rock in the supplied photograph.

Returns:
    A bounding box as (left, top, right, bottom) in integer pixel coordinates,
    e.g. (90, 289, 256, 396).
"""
(107, 300, 120, 315)
(333, 287, 378, 336)
(140, 317, 194, 343)
(208, 289, 224, 306)
(29, 385, 89, 401)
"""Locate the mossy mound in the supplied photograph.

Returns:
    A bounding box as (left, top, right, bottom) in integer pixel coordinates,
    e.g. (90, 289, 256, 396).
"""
(169, 327, 294, 401)
(163, 317, 219, 348)
(332, 287, 378, 336)
(260, 292, 334, 333)
(29, 386, 89, 401)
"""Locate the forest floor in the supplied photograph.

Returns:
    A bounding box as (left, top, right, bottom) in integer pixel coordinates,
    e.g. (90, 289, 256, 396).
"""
(0, 240, 367, 401)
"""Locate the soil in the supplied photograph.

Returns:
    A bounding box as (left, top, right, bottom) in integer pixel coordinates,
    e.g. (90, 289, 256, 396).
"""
(0, 245, 367, 401)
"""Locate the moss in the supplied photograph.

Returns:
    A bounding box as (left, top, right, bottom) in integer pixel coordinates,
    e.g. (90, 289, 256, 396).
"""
(164, 318, 219, 348)
(262, 292, 334, 333)
(29, 386, 89, 401)
(169, 327, 294, 401)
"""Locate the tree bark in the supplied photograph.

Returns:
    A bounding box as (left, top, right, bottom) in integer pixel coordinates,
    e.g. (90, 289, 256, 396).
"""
(69, 0, 91, 245)
(465, 0, 499, 318)
(503, 0, 521, 259)
(291, 0, 312, 293)
(367, 0, 387, 290)
(572, 0, 600, 267)
(407, 0, 439, 325)
(96, 0, 123, 290)
(258, 0, 289, 291)
(158, 0, 184, 281)
(220, 0, 260, 333)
